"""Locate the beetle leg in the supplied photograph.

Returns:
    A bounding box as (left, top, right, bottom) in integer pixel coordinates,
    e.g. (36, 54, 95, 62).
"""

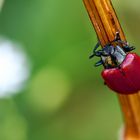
(115, 40, 135, 52)
(89, 50, 103, 59)
(117, 40, 128, 46)
(111, 32, 127, 44)
(95, 60, 103, 67)
(95, 50, 103, 56)
(130, 46, 135, 51)
(110, 32, 121, 43)
(89, 42, 101, 59)
(114, 31, 121, 41)
(93, 41, 100, 53)
(89, 54, 95, 59)
(123, 45, 135, 52)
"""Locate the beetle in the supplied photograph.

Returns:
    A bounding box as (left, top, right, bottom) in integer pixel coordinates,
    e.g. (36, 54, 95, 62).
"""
(90, 32, 140, 94)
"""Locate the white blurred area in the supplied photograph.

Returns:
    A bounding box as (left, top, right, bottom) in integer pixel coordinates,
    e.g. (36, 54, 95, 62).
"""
(118, 125, 124, 140)
(0, 38, 30, 97)
(0, 0, 4, 11)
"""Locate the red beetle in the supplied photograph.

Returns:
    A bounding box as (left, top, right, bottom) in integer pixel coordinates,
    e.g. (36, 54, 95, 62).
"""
(90, 32, 140, 94)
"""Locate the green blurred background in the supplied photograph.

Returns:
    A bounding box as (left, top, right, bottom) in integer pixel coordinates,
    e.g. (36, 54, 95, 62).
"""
(0, 0, 139, 140)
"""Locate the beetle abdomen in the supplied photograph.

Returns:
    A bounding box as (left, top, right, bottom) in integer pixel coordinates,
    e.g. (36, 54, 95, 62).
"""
(102, 53, 140, 94)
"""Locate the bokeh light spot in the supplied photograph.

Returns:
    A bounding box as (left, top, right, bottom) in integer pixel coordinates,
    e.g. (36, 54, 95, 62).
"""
(0, 99, 27, 140)
(0, 0, 4, 11)
(0, 38, 30, 97)
(28, 67, 71, 113)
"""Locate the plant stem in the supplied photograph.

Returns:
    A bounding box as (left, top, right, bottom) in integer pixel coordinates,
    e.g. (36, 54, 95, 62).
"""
(83, 0, 140, 139)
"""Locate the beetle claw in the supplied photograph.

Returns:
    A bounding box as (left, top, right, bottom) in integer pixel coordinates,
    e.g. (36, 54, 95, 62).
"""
(130, 46, 135, 51)
(95, 60, 103, 67)
(123, 45, 135, 52)
(89, 54, 95, 59)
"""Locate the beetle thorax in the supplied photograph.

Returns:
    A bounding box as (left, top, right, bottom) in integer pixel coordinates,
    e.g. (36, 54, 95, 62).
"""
(101, 45, 126, 69)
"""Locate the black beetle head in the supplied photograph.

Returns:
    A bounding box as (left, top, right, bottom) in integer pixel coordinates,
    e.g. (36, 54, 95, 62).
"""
(101, 45, 126, 68)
